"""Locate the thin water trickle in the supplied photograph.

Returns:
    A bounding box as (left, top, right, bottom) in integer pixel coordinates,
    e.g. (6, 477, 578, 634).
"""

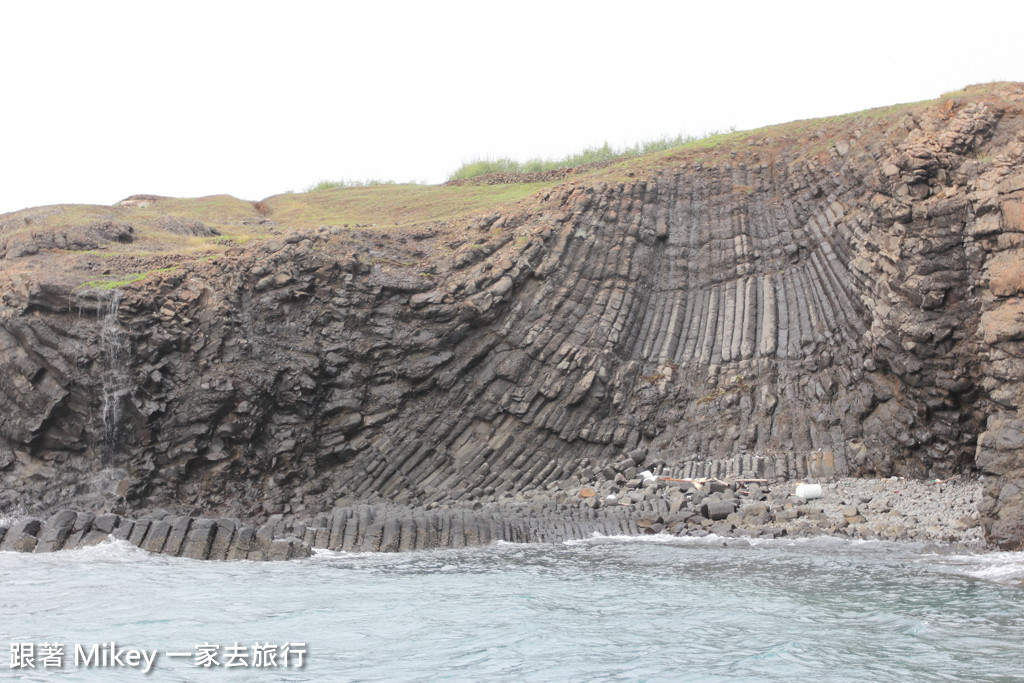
(99, 290, 129, 457)
(1, 537, 1022, 682)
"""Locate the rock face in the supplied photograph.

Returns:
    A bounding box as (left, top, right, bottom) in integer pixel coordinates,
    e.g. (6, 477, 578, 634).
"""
(2, 85, 1024, 549)
(0, 504, 651, 559)
(0, 476, 985, 560)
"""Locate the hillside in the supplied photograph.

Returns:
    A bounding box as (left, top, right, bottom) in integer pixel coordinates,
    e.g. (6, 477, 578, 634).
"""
(2, 82, 1024, 551)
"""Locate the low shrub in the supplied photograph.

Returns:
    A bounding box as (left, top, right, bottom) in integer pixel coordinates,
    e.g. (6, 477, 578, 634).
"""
(447, 130, 735, 181)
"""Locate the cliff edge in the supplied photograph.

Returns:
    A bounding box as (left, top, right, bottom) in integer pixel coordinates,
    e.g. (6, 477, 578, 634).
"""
(2, 83, 1024, 549)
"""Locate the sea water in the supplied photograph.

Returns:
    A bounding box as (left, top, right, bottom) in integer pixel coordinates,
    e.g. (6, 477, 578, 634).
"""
(1, 536, 1023, 682)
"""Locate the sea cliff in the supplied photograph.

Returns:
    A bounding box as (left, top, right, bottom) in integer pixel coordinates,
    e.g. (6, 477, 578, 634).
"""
(2, 83, 1023, 555)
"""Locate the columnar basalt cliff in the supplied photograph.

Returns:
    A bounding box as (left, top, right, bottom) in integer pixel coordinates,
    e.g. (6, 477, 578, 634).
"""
(2, 84, 1024, 550)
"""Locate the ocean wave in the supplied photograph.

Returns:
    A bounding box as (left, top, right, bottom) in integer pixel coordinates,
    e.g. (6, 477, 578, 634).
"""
(930, 550, 1024, 585)
(47, 537, 150, 562)
(565, 531, 905, 551)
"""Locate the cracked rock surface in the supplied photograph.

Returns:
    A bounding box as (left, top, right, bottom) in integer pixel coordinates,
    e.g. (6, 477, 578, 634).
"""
(2, 84, 1024, 552)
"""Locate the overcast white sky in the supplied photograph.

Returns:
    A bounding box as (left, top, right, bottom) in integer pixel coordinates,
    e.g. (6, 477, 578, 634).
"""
(1, 1, 1021, 215)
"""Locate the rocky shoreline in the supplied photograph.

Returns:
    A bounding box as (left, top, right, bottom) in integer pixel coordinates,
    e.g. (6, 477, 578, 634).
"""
(3, 87, 1024, 550)
(636, 474, 985, 546)
(0, 473, 988, 561)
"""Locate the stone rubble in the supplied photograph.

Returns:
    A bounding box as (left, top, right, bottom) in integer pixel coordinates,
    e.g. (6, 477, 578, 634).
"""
(0, 473, 985, 560)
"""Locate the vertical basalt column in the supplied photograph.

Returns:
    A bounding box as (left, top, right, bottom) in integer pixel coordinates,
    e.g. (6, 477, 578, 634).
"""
(760, 274, 778, 357)
(729, 278, 744, 362)
(721, 283, 736, 364)
(740, 276, 758, 360)
(698, 286, 720, 367)
(659, 291, 685, 362)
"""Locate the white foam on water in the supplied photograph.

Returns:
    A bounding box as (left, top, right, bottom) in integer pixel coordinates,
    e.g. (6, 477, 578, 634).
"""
(932, 550, 1024, 585)
(56, 537, 148, 560)
(4, 525, 1023, 683)
(309, 547, 375, 560)
(0, 537, 150, 571)
(565, 532, 733, 547)
(572, 531, 807, 548)
(309, 544, 505, 562)
(751, 535, 914, 552)
(565, 531, 957, 557)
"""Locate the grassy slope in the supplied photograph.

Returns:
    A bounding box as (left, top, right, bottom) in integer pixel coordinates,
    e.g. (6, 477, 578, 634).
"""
(2, 82, 1017, 291)
(595, 81, 1021, 182)
(261, 182, 554, 229)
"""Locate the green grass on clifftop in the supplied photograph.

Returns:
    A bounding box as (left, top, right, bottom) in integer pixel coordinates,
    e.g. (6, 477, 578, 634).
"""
(446, 131, 736, 181)
(304, 179, 403, 193)
(5, 80, 1018, 295)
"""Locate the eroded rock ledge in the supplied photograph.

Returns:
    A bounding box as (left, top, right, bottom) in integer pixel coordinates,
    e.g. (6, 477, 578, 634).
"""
(0, 474, 984, 560)
(2, 85, 1024, 550)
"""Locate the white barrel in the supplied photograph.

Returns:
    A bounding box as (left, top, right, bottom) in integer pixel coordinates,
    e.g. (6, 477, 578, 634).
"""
(795, 483, 822, 500)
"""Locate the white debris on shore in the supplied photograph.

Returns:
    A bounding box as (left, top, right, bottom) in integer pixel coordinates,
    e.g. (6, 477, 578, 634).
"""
(802, 476, 984, 545)
(535, 472, 987, 548)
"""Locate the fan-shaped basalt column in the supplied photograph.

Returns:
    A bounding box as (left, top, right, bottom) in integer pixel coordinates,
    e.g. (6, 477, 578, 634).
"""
(1, 90, 1023, 548)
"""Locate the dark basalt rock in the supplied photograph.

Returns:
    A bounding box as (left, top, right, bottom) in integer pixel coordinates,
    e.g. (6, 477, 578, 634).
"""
(0, 503, 658, 560)
(1, 89, 1024, 551)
